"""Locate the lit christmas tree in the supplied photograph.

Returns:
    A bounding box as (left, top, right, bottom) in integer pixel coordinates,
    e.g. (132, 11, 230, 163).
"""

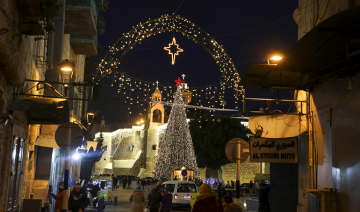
(154, 78, 200, 180)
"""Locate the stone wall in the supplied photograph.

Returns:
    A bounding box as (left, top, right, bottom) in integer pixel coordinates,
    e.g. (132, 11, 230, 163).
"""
(221, 158, 270, 184)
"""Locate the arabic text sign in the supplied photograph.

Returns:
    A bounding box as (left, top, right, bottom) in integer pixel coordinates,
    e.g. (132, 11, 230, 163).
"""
(250, 137, 298, 163)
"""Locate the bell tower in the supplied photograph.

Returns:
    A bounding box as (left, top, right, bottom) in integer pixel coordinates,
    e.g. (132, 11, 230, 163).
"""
(149, 87, 165, 124)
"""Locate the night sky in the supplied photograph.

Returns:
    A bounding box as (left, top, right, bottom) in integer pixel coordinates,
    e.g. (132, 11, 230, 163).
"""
(89, 0, 299, 127)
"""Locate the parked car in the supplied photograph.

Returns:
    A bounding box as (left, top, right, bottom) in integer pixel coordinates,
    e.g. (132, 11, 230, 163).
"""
(162, 181, 197, 208)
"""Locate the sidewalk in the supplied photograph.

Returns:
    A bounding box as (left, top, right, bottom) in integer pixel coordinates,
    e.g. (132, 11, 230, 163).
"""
(85, 182, 156, 212)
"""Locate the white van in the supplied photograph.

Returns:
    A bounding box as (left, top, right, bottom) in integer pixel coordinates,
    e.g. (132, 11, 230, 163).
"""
(162, 181, 197, 208)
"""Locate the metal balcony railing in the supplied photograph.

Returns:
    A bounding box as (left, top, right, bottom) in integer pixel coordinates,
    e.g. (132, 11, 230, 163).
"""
(66, 0, 98, 27)
(70, 34, 98, 48)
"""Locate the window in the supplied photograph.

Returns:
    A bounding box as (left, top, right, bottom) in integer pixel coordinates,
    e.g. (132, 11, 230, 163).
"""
(177, 184, 196, 193)
(129, 144, 134, 151)
(164, 184, 176, 192)
(152, 145, 156, 150)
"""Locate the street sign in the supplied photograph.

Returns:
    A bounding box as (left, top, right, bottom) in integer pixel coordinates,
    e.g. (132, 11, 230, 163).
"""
(55, 122, 83, 150)
(225, 138, 250, 163)
(250, 137, 298, 163)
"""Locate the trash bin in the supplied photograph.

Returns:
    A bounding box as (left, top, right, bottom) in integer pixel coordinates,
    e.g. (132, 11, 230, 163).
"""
(114, 196, 117, 205)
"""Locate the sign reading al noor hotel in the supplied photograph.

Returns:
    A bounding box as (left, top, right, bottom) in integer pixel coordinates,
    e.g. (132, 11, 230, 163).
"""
(250, 137, 298, 163)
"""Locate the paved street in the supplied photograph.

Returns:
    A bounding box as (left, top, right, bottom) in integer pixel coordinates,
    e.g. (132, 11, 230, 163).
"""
(85, 182, 191, 212)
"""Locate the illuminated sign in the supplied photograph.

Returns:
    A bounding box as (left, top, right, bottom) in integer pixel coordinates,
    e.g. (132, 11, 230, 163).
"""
(250, 137, 298, 163)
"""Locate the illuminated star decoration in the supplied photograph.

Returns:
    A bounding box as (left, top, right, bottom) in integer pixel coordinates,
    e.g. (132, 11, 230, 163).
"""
(174, 77, 184, 87)
(164, 37, 183, 65)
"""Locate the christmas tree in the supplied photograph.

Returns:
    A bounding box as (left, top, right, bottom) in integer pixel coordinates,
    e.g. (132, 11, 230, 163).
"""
(154, 79, 200, 180)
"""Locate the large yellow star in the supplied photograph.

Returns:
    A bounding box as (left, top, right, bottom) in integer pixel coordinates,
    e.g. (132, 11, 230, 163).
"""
(164, 37, 183, 65)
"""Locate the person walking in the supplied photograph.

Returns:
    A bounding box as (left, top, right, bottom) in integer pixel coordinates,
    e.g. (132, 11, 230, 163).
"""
(258, 180, 270, 212)
(129, 184, 145, 212)
(127, 177, 132, 189)
(217, 184, 225, 202)
(161, 187, 173, 212)
(141, 178, 146, 190)
(91, 183, 100, 208)
(192, 184, 224, 212)
(190, 190, 200, 212)
(68, 183, 88, 212)
(222, 195, 243, 212)
(149, 187, 162, 212)
(123, 177, 128, 189)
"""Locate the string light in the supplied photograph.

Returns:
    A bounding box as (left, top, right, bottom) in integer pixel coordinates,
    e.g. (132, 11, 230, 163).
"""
(154, 86, 200, 180)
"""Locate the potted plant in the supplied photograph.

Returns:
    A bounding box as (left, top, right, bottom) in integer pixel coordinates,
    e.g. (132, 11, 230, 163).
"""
(97, 14, 106, 34)
(40, 0, 63, 33)
(103, 0, 109, 11)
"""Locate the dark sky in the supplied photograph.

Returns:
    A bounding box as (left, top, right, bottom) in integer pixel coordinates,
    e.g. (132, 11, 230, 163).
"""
(89, 0, 299, 126)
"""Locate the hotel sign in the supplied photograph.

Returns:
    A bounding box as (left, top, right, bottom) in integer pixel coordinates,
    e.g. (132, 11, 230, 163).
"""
(250, 137, 298, 163)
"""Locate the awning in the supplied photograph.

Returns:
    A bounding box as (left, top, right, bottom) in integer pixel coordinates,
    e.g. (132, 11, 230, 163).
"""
(240, 6, 360, 89)
(8, 97, 69, 124)
(35, 136, 61, 149)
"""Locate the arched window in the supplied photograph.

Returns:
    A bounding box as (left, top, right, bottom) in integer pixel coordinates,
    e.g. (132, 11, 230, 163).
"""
(129, 144, 134, 151)
(152, 109, 161, 123)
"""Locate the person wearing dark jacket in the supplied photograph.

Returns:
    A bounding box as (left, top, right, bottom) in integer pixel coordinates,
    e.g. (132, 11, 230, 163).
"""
(258, 180, 270, 212)
(127, 177, 131, 189)
(193, 184, 224, 212)
(161, 187, 173, 212)
(217, 184, 225, 202)
(141, 178, 146, 190)
(222, 195, 243, 212)
(68, 183, 88, 212)
(149, 188, 162, 212)
(123, 177, 128, 189)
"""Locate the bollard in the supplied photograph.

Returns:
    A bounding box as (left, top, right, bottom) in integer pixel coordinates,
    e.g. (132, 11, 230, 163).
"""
(114, 196, 118, 205)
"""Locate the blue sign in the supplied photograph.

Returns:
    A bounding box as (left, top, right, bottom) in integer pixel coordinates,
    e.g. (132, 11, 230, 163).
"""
(181, 170, 188, 177)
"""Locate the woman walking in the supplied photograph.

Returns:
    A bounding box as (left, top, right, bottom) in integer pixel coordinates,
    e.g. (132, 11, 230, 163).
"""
(129, 184, 145, 212)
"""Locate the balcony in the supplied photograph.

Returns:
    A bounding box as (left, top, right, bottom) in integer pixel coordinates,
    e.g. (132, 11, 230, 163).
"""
(65, 0, 98, 35)
(70, 35, 98, 55)
(95, 0, 105, 12)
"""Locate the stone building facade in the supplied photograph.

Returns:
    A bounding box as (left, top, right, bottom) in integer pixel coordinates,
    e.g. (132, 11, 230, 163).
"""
(94, 87, 270, 184)
(0, 0, 104, 211)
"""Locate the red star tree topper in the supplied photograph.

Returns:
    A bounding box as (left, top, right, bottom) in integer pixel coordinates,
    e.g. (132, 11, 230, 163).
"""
(174, 77, 184, 87)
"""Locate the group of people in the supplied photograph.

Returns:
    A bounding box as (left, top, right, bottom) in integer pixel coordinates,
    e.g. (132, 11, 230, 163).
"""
(190, 183, 243, 212)
(50, 182, 89, 212)
(128, 180, 173, 212)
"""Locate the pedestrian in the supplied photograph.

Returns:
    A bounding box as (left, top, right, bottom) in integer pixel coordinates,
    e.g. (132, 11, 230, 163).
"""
(222, 195, 243, 212)
(68, 183, 88, 212)
(190, 189, 200, 212)
(192, 184, 224, 212)
(141, 178, 146, 190)
(161, 187, 173, 212)
(217, 183, 225, 201)
(123, 177, 128, 189)
(258, 179, 270, 212)
(49, 182, 64, 212)
(249, 180, 254, 189)
(91, 183, 101, 208)
(225, 181, 231, 188)
(127, 177, 131, 189)
(149, 187, 162, 212)
(129, 184, 145, 212)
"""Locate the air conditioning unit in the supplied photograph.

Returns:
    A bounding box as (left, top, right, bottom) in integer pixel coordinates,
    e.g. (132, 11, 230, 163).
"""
(306, 188, 336, 212)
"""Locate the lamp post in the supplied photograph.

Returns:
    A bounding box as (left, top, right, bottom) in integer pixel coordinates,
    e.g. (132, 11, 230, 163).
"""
(58, 59, 75, 97)
(264, 47, 285, 64)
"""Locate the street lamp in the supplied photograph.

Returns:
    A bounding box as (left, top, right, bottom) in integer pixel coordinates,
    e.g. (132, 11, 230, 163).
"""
(58, 59, 75, 97)
(86, 111, 95, 126)
(264, 47, 285, 64)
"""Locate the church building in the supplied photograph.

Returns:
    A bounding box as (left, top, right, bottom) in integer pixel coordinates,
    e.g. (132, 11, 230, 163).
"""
(93, 84, 269, 183)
